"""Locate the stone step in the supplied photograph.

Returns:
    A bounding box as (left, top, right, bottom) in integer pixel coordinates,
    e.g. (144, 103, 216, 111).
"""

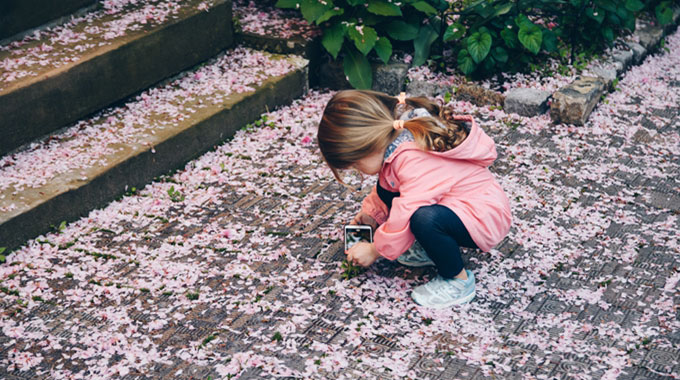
(0, 0, 96, 41)
(232, 0, 321, 85)
(0, 47, 308, 251)
(0, 0, 233, 156)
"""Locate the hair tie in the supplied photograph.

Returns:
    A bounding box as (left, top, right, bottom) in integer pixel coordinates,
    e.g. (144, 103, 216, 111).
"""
(396, 92, 406, 105)
(393, 119, 405, 130)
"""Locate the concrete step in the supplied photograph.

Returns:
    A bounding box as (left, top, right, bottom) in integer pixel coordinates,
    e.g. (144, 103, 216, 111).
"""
(0, 0, 233, 156)
(0, 0, 96, 41)
(0, 47, 308, 251)
(232, 0, 321, 86)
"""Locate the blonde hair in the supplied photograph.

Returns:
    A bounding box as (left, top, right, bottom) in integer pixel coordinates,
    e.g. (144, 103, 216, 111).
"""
(317, 90, 469, 184)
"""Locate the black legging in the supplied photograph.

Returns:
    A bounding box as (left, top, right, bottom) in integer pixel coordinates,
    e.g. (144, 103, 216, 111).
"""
(377, 183, 478, 279)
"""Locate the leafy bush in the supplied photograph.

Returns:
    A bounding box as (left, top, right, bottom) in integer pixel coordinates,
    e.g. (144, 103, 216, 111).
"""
(444, 0, 653, 76)
(277, 0, 679, 83)
(275, 0, 449, 88)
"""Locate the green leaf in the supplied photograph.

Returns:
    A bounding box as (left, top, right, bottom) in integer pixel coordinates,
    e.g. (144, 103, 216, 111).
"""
(500, 28, 518, 49)
(596, 0, 617, 13)
(518, 24, 542, 54)
(491, 46, 508, 63)
(656, 3, 673, 25)
(457, 49, 476, 75)
(601, 26, 614, 42)
(322, 23, 345, 59)
(515, 14, 532, 28)
(346, 0, 363, 5)
(343, 46, 373, 89)
(412, 1, 438, 15)
(466, 31, 492, 63)
(374, 37, 392, 64)
(347, 25, 378, 55)
(384, 20, 419, 41)
(413, 24, 438, 66)
(444, 22, 465, 41)
(542, 29, 558, 52)
(275, 0, 299, 9)
(494, 3, 513, 17)
(367, 0, 402, 16)
(586, 8, 605, 24)
(300, 0, 331, 23)
(316, 7, 344, 24)
(624, 0, 644, 12)
(0, 247, 5, 254)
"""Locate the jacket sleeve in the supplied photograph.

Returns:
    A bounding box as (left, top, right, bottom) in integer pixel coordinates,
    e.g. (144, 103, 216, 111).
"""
(360, 185, 389, 225)
(372, 151, 450, 260)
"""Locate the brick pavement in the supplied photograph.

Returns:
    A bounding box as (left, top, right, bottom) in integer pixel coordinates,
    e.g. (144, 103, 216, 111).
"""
(1, 32, 679, 380)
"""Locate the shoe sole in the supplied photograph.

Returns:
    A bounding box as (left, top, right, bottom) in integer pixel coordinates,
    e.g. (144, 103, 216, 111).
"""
(411, 290, 476, 309)
(396, 258, 435, 268)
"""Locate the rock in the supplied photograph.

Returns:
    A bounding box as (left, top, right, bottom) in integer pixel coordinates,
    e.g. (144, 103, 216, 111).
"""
(406, 79, 449, 98)
(636, 23, 664, 50)
(611, 48, 634, 70)
(503, 88, 551, 117)
(455, 84, 505, 107)
(590, 61, 619, 88)
(372, 63, 409, 95)
(550, 76, 607, 126)
(317, 60, 351, 90)
(625, 42, 646, 64)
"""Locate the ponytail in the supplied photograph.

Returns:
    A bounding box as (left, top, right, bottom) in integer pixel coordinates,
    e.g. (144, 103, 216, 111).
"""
(317, 90, 469, 185)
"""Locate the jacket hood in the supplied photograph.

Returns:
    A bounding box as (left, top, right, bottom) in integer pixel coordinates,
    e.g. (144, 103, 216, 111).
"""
(384, 115, 497, 167)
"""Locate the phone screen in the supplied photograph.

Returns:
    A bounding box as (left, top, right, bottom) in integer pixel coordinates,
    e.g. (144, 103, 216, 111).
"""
(345, 226, 373, 251)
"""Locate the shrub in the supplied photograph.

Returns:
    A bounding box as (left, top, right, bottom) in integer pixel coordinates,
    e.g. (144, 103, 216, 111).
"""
(275, 0, 449, 88)
(278, 0, 679, 83)
(444, 0, 652, 77)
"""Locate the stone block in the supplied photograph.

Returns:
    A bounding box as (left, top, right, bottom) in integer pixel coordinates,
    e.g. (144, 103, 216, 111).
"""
(317, 60, 351, 90)
(503, 88, 551, 117)
(590, 61, 619, 88)
(611, 48, 634, 70)
(625, 42, 646, 64)
(372, 63, 408, 95)
(455, 84, 505, 106)
(405, 79, 449, 98)
(636, 23, 664, 50)
(550, 76, 606, 126)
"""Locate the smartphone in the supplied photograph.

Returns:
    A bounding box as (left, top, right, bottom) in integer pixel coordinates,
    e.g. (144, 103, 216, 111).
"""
(344, 225, 373, 251)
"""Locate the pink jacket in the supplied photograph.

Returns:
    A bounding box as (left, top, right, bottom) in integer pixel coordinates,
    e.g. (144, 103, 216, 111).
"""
(361, 115, 512, 260)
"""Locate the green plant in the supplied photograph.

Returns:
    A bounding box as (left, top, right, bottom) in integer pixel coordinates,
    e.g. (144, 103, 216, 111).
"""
(443, 0, 647, 77)
(341, 259, 365, 279)
(276, 0, 449, 88)
(167, 186, 185, 202)
(0, 247, 6, 264)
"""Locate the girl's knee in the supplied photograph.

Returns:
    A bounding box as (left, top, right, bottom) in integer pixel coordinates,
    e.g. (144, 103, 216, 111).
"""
(410, 206, 441, 235)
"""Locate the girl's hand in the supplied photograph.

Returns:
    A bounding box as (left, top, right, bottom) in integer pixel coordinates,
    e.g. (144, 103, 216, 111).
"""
(346, 242, 380, 267)
(351, 211, 378, 230)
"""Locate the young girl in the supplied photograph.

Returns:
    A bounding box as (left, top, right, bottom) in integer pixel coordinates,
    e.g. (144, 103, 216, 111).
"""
(317, 90, 512, 309)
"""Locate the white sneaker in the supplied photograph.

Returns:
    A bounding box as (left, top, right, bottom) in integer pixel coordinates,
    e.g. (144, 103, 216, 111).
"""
(411, 270, 476, 308)
(397, 241, 435, 267)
